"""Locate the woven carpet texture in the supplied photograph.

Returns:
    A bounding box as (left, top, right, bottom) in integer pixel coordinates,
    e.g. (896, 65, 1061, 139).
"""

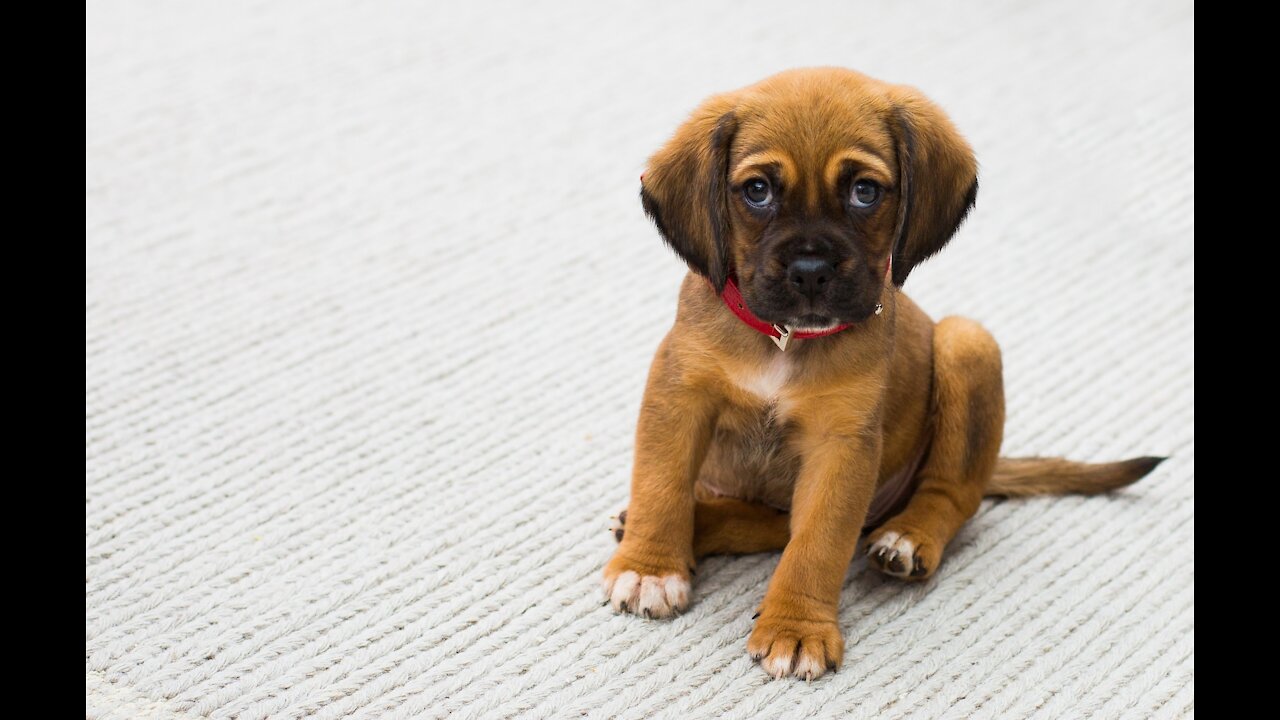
(86, 1, 1194, 717)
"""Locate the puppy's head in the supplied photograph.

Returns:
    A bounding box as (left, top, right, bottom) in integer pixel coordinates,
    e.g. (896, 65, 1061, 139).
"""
(641, 68, 977, 329)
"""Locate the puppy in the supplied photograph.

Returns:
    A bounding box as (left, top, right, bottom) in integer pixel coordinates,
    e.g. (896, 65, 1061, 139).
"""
(602, 67, 1163, 681)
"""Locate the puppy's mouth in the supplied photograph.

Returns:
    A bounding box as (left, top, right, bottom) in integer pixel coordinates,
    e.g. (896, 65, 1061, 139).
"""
(787, 313, 838, 332)
(737, 268, 881, 329)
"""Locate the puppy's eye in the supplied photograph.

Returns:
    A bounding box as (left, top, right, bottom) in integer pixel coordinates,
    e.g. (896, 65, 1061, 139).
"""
(743, 178, 773, 207)
(851, 179, 881, 208)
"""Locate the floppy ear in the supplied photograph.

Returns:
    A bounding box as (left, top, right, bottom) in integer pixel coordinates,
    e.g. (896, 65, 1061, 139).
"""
(640, 96, 738, 292)
(888, 87, 979, 287)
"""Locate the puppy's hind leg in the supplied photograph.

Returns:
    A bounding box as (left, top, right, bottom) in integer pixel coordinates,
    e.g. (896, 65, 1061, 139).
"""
(693, 497, 791, 558)
(867, 316, 1004, 580)
(612, 494, 791, 559)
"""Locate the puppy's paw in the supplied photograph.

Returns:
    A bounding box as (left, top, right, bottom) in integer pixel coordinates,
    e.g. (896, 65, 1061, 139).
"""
(747, 613, 843, 681)
(609, 509, 627, 543)
(601, 552, 692, 619)
(865, 527, 939, 580)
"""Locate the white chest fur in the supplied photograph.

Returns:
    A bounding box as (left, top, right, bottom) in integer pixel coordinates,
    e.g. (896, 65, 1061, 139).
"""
(731, 354, 792, 404)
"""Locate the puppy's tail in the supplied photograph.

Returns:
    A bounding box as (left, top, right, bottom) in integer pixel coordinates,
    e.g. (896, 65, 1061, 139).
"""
(984, 456, 1166, 497)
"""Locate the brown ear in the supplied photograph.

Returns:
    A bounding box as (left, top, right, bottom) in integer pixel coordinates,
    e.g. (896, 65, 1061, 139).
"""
(888, 87, 979, 287)
(640, 96, 738, 292)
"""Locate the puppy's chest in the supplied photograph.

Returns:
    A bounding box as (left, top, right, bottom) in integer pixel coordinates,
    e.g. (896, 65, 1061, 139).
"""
(714, 356, 804, 499)
(730, 354, 796, 411)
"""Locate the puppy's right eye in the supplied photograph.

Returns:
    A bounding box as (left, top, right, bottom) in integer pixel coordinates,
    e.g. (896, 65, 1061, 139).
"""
(743, 178, 773, 207)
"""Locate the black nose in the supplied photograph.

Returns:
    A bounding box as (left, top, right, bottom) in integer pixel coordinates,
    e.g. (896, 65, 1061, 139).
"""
(788, 257, 834, 299)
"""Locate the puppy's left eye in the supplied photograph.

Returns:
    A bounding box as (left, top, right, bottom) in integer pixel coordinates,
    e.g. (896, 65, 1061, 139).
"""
(743, 178, 774, 208)
(851, 179, 881, 208)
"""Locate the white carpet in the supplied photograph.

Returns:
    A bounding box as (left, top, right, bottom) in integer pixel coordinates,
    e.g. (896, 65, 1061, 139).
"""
(86, 1, 1194, 717)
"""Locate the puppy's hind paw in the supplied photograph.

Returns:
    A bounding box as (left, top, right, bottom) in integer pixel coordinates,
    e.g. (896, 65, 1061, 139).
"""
(609, 509, 627, 543)
(866, 528, 939, 580)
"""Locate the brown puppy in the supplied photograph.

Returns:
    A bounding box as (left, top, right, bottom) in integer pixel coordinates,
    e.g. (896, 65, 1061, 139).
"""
(602, 67, 1163, 681)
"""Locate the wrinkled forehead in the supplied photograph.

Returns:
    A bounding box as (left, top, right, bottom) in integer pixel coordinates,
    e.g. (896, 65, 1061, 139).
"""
(728, 88, 898, 193)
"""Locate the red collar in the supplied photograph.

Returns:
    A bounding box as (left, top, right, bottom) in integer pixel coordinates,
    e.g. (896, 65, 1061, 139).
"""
(718, 257, 890, 351)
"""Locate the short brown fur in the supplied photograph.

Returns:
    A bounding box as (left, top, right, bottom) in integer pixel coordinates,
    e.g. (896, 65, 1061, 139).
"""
(604, 68, 1163, 681)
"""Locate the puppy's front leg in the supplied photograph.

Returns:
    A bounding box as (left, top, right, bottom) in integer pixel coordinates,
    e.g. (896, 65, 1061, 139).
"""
(749, 425, 881, 680)
(602, 341, 718, 618)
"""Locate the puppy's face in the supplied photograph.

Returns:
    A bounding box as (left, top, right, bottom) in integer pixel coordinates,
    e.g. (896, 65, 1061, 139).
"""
(641, 68, 978, 328)
(725, 86, 903, 328)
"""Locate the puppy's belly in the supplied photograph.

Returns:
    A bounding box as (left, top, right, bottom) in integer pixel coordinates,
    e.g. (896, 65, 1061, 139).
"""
(697, 402, 801, 510)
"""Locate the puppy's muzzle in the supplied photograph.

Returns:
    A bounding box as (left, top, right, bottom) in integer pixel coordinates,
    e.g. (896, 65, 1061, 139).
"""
(787, 256, 835, 300)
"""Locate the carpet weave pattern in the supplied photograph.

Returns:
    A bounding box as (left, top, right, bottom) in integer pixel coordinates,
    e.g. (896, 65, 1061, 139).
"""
(87, 1, 1194, 717)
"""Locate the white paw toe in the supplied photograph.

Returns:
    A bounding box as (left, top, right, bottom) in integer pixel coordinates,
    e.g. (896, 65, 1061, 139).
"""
(760, 648, 795, 679)
(793, 653, 826, 682)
